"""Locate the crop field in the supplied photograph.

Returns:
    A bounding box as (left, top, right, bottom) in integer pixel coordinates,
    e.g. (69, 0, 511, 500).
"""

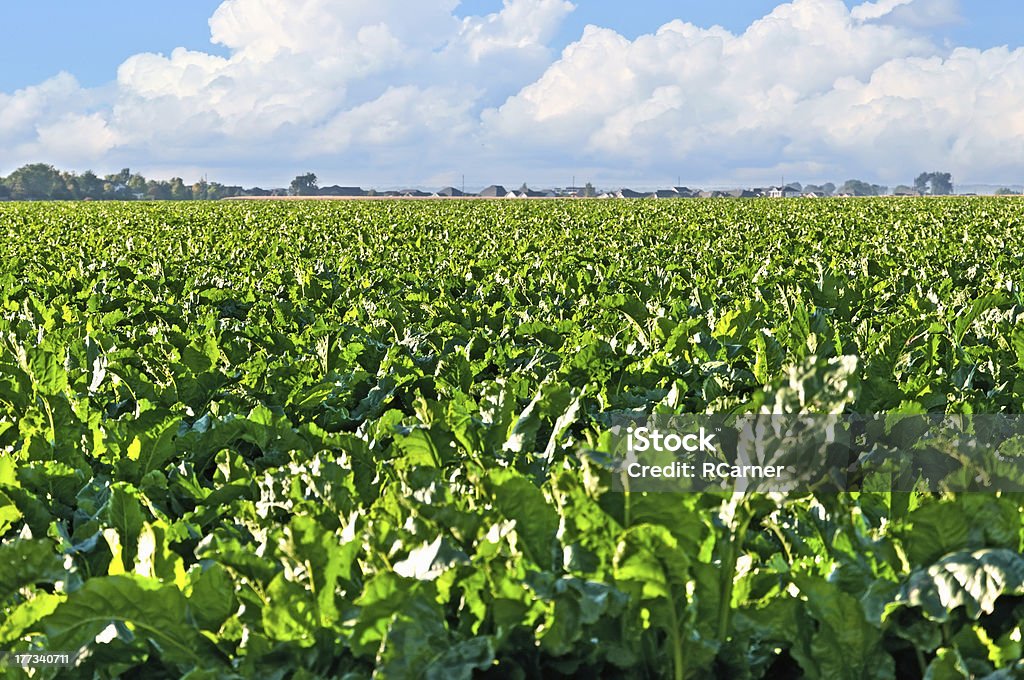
(2, 198, 1024, 678)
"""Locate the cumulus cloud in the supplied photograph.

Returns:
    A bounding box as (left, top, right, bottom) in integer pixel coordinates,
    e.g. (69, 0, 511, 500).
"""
(483, 0, 1023, 183)
(0, 74, 117, 168)
(1, 0, 1022, 185)
(98, 0, 573, 174)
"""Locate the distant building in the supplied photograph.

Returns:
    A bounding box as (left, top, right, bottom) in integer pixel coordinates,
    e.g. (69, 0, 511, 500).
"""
(435, 187, 465, 197)
(506, 187, 553, 198)
(650, 189, 682, 199)
(478, 185, 507, 197)
(319, 186, 365, 197)
(766, 186, 801, 198)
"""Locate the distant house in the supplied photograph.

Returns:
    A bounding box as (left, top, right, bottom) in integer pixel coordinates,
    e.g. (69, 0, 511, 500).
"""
(507, 189, 550, 198)
(673, 186, 698, 198)
(650, 189, 681, 199)
(319, 186, 365, 197)
(435, 187, 465, 197)
(766, 186, 801, 198)
(803, 191, 825, 198)
(599, 188, 645, 199)
(397, 189, 431, 197)
(478, 185, 507, 198)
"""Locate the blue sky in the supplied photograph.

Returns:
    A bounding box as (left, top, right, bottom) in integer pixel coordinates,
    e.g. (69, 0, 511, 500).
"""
(2, 0, 1024, 188)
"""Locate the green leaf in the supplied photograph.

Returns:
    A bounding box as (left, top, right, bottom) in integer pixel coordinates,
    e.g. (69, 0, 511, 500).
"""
(99, 484, 147, 566)
(0, 539, 66, 603)
(188, 563, 238, 632)
(899, 549, 1024, 622)
(900, 501, 970, 566)
(0, 489, 22, 536)
(793, 577, 895, 680)
(26, 347, 68, 395)
(486, 469, 558, 567)
(35, 574, 224, 667)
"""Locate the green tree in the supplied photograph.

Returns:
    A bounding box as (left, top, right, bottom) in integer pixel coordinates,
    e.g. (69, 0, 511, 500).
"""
(128, 174, 147, 196)
(914, 171, 954, 195)
(78, 170, 104, 200)
(146, 180, 171, 200)
(5, 163, 64, 200)
(290, 172, 318, 196)
(169, 177, 192, 200)
(804, 183, 835, 196)
(61, 174, 82, 200)
(840, 179, 886, 196)
(106, 168, 132, 186)
(207, 182, 228, 200)
(931, 172, 953, 195)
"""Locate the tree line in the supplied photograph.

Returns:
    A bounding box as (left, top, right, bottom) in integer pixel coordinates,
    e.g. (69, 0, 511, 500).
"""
(797, 173, 953, 197)
(0, 163, 287, 201)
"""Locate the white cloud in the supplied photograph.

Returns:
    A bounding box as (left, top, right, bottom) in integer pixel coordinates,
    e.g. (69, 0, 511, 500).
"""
(0, 74, 86, 143)
(851, 0, 960, 27)
(1, 0, 1022, 186)
(95, 0, 572, 175)
(35, 113, 120, 161)
(0, 74, 118, 168)
(457, 0, 575, 61)
(483, 0, 1024, 184)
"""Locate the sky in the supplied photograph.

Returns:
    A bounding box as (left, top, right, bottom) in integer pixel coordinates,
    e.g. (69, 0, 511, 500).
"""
(1, 0, 1023, 189)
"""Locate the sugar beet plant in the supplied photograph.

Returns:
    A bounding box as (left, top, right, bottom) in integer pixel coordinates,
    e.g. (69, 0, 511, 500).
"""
(2, 199, 1024, 678)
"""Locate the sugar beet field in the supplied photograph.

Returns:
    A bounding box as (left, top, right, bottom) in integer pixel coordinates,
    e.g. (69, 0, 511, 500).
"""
(2, 198, 1024, 678)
